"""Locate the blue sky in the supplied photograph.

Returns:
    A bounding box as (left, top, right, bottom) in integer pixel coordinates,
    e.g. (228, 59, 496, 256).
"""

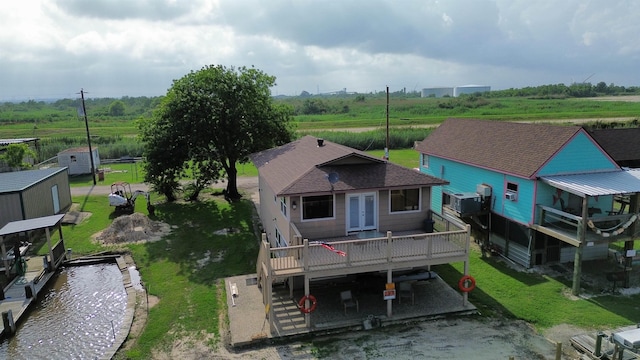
(2, 0, 639, 100)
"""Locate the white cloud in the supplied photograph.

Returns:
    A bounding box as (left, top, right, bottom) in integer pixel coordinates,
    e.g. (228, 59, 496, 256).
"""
(0, 0, 639, 100)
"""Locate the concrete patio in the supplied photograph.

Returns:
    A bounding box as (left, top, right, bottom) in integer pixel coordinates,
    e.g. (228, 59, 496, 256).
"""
(225, 271, 477, 348)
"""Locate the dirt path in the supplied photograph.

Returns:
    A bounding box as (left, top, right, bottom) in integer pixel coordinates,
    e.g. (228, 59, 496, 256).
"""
(70, 177, 259, 197)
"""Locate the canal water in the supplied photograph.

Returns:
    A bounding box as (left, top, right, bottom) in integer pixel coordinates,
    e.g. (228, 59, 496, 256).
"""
(0, 264, 128, 359)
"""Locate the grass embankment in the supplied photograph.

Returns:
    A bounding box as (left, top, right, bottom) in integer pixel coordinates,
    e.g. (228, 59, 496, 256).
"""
(54, 186, 257, 359)
(54, 149, 640, 357)
(436, 254, 640, 332)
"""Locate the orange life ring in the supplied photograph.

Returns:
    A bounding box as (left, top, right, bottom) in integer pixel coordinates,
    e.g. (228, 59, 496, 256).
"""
(458, 275, 476, 292)
(298, 294, 317, 314)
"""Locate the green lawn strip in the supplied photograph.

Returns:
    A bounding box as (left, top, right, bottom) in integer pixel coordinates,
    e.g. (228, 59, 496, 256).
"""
(436, 250, 640, 332)
(123, 197, 258, 358)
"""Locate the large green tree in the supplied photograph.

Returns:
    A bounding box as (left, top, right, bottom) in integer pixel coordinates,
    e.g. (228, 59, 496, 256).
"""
(1, 143, 37, 169)
(139, 65, 294, 201)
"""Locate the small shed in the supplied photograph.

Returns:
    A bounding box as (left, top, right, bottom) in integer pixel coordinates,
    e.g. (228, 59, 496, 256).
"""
(0, 167, 72, 229)
(57, 146, 100, 175)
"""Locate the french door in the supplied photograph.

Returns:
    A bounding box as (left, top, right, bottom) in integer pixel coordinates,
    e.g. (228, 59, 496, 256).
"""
(347, 192, 376, 232)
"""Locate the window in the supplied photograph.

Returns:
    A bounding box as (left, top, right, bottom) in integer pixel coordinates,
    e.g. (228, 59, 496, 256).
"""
(279, 197, 287, 217)
(421, 154, 429, 168)
(302, 195, 334, 220)
(506, 182, 519, 201)
(390, 188, 420, 212)
(70, 155, 77, 163)
(274, 227, 288, 257)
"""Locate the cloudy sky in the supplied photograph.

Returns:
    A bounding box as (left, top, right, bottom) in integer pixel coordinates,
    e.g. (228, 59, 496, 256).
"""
(2, 0, 639, 100)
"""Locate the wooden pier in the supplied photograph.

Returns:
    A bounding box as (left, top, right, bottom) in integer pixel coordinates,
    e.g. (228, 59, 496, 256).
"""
(571, 325, 640, 359)
(0, 214, 67, 339)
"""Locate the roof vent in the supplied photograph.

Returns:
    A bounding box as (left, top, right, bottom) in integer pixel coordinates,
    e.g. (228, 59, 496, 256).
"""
(317, 138, 324, 147)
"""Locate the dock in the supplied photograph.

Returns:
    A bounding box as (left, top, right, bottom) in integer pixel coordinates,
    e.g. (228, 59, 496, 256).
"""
(571, 325, 640, 359)
(0, 214, 68, 339)
(0, 256, 57, 338)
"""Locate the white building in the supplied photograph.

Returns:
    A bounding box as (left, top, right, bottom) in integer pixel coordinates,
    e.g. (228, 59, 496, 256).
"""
(57, 147, 100, 175)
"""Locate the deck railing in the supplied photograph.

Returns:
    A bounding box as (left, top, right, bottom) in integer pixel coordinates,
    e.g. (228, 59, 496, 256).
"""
(262, 227, 470, 277)
(537, 205, 635, 240)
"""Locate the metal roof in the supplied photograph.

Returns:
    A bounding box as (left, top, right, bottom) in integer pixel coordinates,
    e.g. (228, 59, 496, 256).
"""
(540, 169, 640, 197)
(0, 167, 68, 194)
(0, 214, 65, 237)
(0, 138, 39, 146)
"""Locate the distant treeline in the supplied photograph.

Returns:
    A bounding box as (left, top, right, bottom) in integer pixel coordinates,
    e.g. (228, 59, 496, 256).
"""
(2, 82, 640, 122)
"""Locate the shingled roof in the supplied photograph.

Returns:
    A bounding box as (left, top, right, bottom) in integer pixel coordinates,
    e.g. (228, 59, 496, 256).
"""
(250, 135, 448, 196)
(415, 119, 583, 178)
(589, 127, 640, 163)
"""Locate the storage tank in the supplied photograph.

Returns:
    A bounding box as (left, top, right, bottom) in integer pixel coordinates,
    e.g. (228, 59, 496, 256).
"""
(453, 85, 491, 97)
(421, 87, 454, 98)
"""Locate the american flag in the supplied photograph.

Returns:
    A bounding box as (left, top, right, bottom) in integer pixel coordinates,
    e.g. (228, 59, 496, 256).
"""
(313, 241, 347, 256)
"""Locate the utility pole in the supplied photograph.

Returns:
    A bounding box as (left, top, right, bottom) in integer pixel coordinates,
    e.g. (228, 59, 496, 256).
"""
(80, 89, 96, 185)
(385, 85, 389, 160)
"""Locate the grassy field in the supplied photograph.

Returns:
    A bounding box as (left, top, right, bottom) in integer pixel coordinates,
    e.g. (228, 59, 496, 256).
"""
(54, 189, 640, 359)
(13, 95, 640, 357)
(55, 160, 640, 358)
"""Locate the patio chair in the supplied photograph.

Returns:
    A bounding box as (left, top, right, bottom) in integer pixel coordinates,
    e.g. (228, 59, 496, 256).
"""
(340, 290, 359, 315)
(398, 281, 415, 305)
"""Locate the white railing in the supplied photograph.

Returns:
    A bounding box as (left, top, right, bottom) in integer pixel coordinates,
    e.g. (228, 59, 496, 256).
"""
(265, 228, 470, 276)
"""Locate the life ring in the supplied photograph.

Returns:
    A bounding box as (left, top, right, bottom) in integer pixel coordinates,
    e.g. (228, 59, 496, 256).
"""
(458, 275, 476, 293)
(298, 294, 317, 314)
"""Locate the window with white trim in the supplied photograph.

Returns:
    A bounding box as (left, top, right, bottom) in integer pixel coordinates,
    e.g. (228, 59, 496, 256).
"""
(390, 188, 420, 212)
(421, 154, 429, 168)
(279, 197, 287, 216)
(302, 195, 334, 220)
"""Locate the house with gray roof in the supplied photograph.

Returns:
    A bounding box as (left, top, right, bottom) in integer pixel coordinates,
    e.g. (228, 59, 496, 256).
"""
(589, 127, 640, 168)
(0, 167, 71, 229)
(416, 118, 640, 294)
(250, 135, 474, 330)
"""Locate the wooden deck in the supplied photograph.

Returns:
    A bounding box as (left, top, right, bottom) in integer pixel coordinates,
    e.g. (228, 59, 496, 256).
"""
(263, 229, 470, 281)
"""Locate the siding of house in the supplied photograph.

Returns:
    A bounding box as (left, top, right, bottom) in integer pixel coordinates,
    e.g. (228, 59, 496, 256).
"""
(538, 132, 618, 176)
(0, 168, 71, 228)
(257, 175, 290, 247)
(378, 188, 431, 232)
(292, 194, 347, 240)
(58, 148, 100, 175)
(0, 193, 23, 226)
(422, 155, 536, 225)
(21, 170, 72, 219)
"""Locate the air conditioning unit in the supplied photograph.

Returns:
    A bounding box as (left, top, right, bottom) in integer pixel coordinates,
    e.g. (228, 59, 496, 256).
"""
(505, 191, 517, 201)
(476, 184, 492, 197)
(449, 192, 481, 215)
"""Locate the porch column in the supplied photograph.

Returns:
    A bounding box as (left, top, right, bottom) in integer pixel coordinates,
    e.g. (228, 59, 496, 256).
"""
(304, 275, 311, 328)
(0, 238, 8, 277)
(46, 227, 53, 271)
(623, 194, 640, 288)
(387, 269, 393, 317)
(572, 196, 589, 295)
(463, 224, 471, 305)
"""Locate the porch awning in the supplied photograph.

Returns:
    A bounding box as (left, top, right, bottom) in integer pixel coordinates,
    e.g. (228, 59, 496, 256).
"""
(540, 169, 640, 197)
(0, 214, 65, 237)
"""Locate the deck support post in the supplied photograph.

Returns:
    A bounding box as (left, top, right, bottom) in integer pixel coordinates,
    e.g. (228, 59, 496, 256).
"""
(387, 269, 393, 317)
(623, 194, 640, 288)
(46, 227, 54, 272)
(572, 196, 590, 296)
(2, 310, 15, 336)
(463, 225, 471, 305)
(304, 275, 311, 328)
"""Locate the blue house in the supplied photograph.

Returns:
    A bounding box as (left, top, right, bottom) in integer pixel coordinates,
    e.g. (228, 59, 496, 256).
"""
(416, 119, 640, 294)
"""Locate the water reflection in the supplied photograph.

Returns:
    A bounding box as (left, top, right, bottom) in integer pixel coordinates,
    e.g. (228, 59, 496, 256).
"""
(0, 264, 127, 360)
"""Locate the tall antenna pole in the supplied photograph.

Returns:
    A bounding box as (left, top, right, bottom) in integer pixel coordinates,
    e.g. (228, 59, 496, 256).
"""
(385, 85, 389, 160)
(80, 89, 96, 185)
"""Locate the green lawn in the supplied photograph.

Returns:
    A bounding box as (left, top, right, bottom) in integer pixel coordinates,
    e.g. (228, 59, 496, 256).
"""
(52, 146, 640, 357)
(58, 187, 257, 359)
